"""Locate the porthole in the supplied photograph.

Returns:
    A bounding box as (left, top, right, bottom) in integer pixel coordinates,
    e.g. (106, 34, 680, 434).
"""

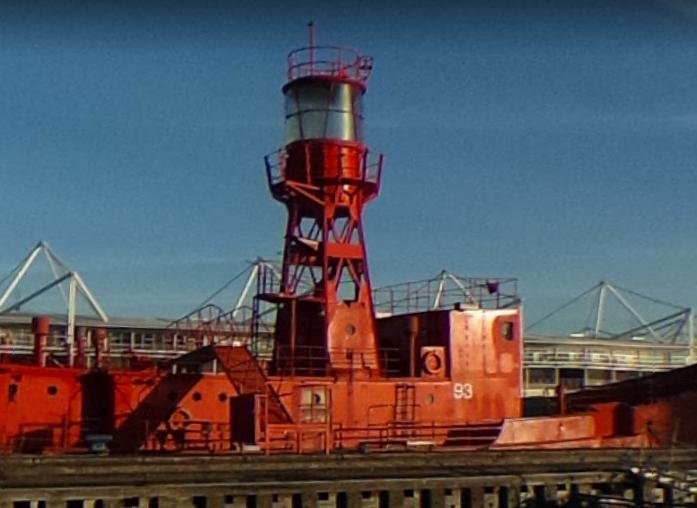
(47, 385, 58, 396)
(192, 391, 202, 402)
(218, 392, 228, 403)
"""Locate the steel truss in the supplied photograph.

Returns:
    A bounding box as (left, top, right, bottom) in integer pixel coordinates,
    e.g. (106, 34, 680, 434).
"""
(0, 241, 108, 365)
(526, 281, 695, 355)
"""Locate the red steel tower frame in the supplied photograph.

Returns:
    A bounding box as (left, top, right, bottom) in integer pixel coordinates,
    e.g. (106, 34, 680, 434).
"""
(262, 28, 383, 378)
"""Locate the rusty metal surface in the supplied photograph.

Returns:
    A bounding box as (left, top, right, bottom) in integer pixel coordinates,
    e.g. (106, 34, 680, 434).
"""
(2, 34, 697, 472)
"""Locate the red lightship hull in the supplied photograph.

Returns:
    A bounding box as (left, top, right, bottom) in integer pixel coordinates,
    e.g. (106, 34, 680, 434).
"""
(1, 31, 695, 458)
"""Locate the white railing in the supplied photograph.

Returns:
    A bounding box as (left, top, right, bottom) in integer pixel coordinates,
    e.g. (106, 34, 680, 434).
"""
(524, 344, 689, 371)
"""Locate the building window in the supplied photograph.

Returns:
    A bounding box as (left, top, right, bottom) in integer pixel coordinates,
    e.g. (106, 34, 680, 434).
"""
(560, 368, 584, 390)
(528, 367, 557, 387)
(586, 369, 613, 386)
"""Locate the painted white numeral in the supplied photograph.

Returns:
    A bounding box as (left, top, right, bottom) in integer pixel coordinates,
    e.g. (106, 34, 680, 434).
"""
(453, 382, 473, 400)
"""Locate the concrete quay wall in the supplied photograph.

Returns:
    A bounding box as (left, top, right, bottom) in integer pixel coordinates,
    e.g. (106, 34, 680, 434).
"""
(1, 449, 696, 507)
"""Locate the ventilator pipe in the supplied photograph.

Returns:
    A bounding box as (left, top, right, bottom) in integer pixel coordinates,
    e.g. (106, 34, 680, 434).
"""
(93, 328, 108, 369)
(31, 315, 51, 367)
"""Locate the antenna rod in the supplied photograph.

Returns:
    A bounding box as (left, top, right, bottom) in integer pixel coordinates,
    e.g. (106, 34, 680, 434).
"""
(308, 21, 316, 72)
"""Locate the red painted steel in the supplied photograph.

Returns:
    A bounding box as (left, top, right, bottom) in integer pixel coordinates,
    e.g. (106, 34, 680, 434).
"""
(31, 316, 50, 367)
(262, 39, 383, 379)
(0, 34, 695, 456)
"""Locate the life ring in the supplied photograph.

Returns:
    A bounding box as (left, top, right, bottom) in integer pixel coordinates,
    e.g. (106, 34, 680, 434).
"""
(166, 407, 191, 432)
(157, 407, 191, 451)
(421, 350, 443, 375)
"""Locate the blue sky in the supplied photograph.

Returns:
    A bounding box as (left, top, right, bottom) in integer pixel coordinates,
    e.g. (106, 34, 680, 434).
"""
(1, 1, 696, 331)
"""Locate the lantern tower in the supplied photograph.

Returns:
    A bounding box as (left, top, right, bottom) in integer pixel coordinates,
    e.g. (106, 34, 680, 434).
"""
(262, 27, 383, 378)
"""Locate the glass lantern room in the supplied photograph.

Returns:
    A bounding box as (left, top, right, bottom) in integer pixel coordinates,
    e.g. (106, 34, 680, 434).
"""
(284, 80, 364, 144)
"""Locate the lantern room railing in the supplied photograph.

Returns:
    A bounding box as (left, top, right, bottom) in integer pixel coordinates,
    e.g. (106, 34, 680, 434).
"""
(287, 46, 373, 83)
(264, 147, 383, 194)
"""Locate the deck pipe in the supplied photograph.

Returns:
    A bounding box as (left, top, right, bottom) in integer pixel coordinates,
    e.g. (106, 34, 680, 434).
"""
(31, 315, 51, 367)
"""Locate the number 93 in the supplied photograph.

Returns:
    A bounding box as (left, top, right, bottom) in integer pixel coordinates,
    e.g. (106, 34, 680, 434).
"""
(453, 382, 473, 400)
